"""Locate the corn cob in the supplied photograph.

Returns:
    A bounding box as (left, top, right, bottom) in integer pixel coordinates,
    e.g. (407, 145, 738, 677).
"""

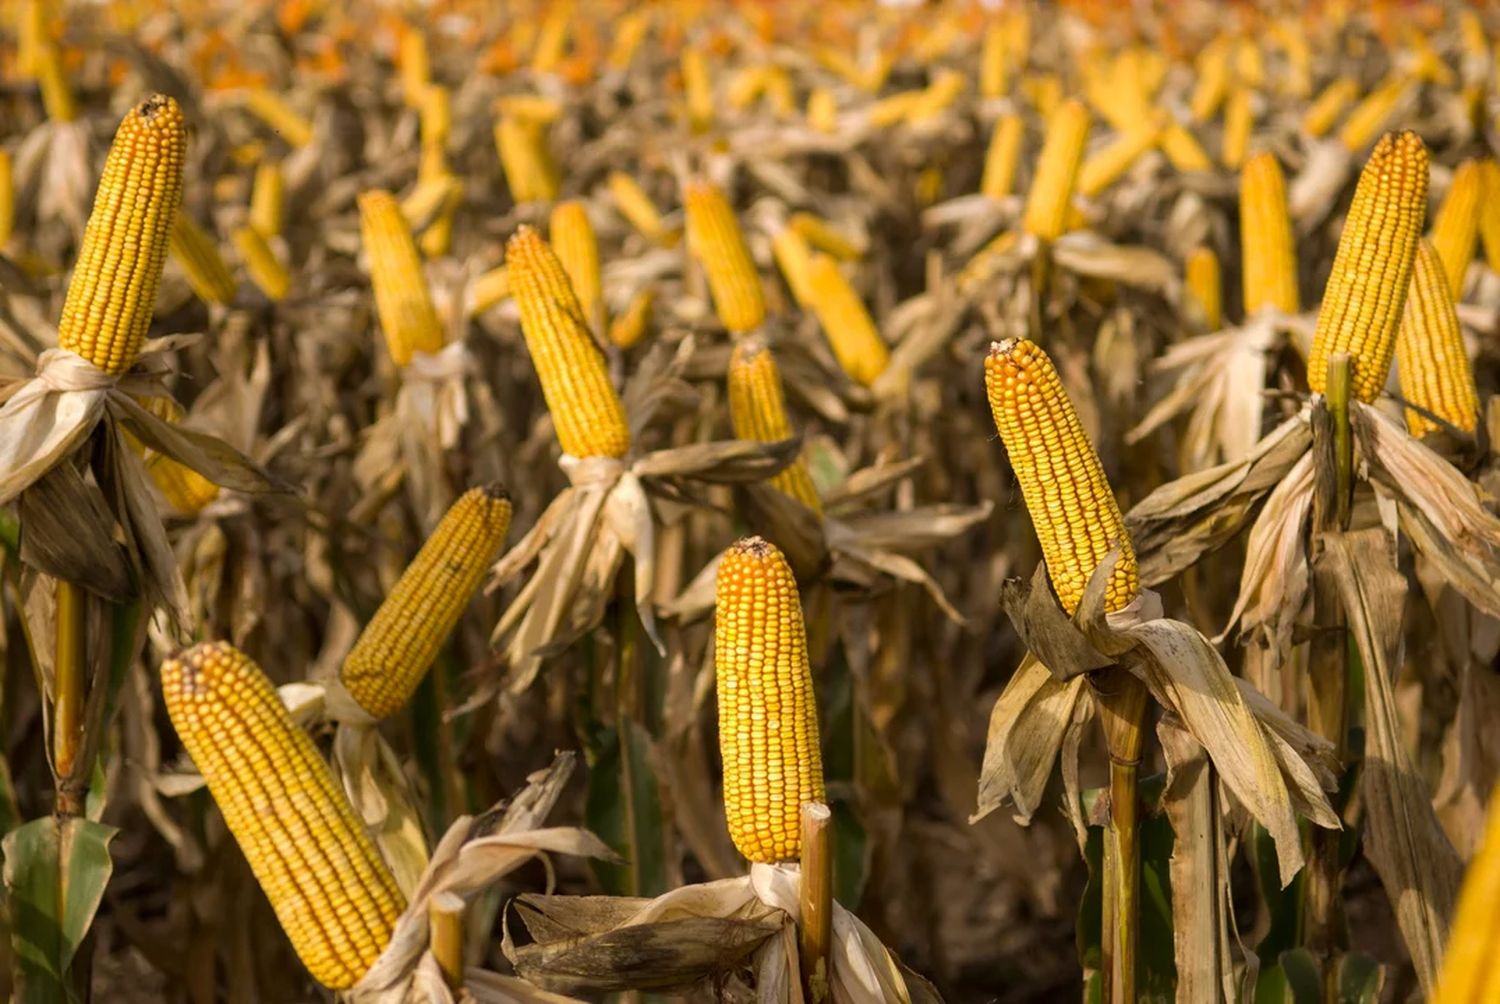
(1220, 88, 1253, 170)
(1307, 131, 1429, 401)
(232, 226, 290, 302)
(1188, 37, 1230, 123)
(1022, 73, 1062, 118)
(0, 150, 11, 247)
(681, 46, 713, 133)
(726, 65, 769, 111)
(16, 0, 44, 78)
(495, 114, 559, 204)
(771, 225, 816, 308)
(1159, 123, 1213, 173)
(549, 201, 604, 333)
(170, 212, 237, 306)
(806, 87, 838, 133)
(1434, 782, 1500, 1003)
(494, 94, 563, 124)
(417, 181, 461, 259)
(1184, 246, 1222, 331)
(531, 9, 568, 74)
(980, 112, 1024, 200)
(1396, 241, 1478, 438)
(606, 171, 668, 244)
(399, 173, 459, 232)
(1430, 160, 1483, 299)
(905, 70, 965, 124)
(606, 9, 648, 70)
(148, 450, 222, 515)
(760, 69, 794, 119)
(1077, 123, 1161, 199)
(420, 84, 451, 151)
(1239, 152, 1299, 316)
(728, 340, 821, 514)
(358, 191, 443, 365)
(1302, 77, 1357, 138)
(57, 95, 186, 375)
(684, 181, 766, 335)
(1480, 160, 1500, 275)
(985, 338, 1138, 614)
(506, 226, 630, 459)
(1339, 78, 1408, 152)
(161, 642, 405, 989)
(788, 213, 861, 261)
(608, 287, 654, 350)
(805, 254, 888, 387)
(399, 27, 429, 106)
(714, 537, 826, 864)
(341, 485, 512, 719)
(1234, 36, 1264, 88)
(980, 22, 1008, 98)
(249, 162, 284, 239)
(1021, 99, 1089, 241)
(243, 88, 314, 148)
(35, 42, 76, 122)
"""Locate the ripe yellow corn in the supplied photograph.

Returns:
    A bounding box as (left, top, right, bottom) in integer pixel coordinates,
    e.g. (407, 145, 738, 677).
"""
(985, 338, 1139, 614)
(726, 65, 770, 111)
(1220, 88, 1253, 170)
(606, 9, 648, 70)
(495, 114, 559, 204)
(493, 95, 563, 124)
(1480, 160, 1500, 275)
(1022, 99, 1089, 241)
(1159, 123, 1213, 173)
(1022, 73, 1062, 118)
(1184, 246, 1222, 331)
(606, 171, 667, 243)
(1430, 160, 1483, 299)
(399, 27, 429, 107)
(243, 88, 314, 148)
(170, 212, 236, 306)
(1302, 77, 1357, 138)
(607, 287, 654, 349)
(161, 642, 405, 989)
(714, 537, 826, 864)
(770, 225, 816, 308)
(1189, 37, 1230, 123)
(980, 113, 1024, 200)
(684, 181, 766, 335)
(1434, 782, 1500, 1004)
(506, 226, 630, 459)
(0, 149, 11, 247)
(531, 9, 568, 74)
(341, 485, 513, 719)
(35, 42, 76, 123)
(788, 213, 862, 261)
(420, 84, 451, 151)
(400, 173, 459, 232)
(681, 46, 713, 133)
(249, 162, 284, 239)
(232, 226, 290, 302)
(469, 265, 509, 315)
(57, 95, 186, 375)
(728, 340, 821, 514)
(1239, 152, 1299, 316)
(1234, 37, 1264, 88)
(805, 254, 888, 387)
(16, 0, 44, 78)
(806, 87, 837, 133)
(417, 181, 461, 259)
(1077, 123, 1161, 198)
(148, 450, 222, 515)
(905, 70, 965, 124)
(549, 200, 603, 333)
(1307, 131, 1429, 401)
(980, 22, 1008, 98)
(358, 190, 443, 365)
(1339, 78, 1408, 152)
(1396, 241, 1478, 438)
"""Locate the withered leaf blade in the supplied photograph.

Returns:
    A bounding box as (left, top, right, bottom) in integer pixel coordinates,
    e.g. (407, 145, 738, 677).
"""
(971, 652, 1088, 825)
(632, 437, 799, 483)
(734, 483, 829, 581)
(999, 564, 1113, 681)
(18, 460, 132, 601)
(110, 396, 290, 495)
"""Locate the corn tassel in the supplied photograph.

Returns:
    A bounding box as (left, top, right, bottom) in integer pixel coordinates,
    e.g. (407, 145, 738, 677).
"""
(232, 226, 290, 302)
(1430, 160, 1483, 298)
(685, 181, 766, 334)
(249, 162, 284, 239)
(549, 200, 604, 333)
(170, 212, 236, 306)
(1220, 88, 1253, 170)
(728, 340, 821, 514)
(1302, 77, 1357, 138)
(243, 88, 314, 148)
(1077, 123, 1161, 198)
(1308, 131, 1429, 401)
(1433, 782, 1500, 1003)
(161, 642, 405, 989)
(1396, 241, 1479, 438)
(57, 95, 186, 375)
(495, 115, 559, 204)
(985, 338, 1138, 614)
(1022, 99, 1089, 241)
(714, 537, 826, 864)
(358, 190, 443, 365)
(805, 254, 888, 387)
(1239, 152, 1300, 316)
(980, 113, 1024, 200)
(1184, 246, 1222, 332)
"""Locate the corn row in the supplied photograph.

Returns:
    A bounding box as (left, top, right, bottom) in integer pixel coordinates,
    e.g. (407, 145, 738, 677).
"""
(358, 190, 443, 365)
(1239, 152, 1299, 316)
(684, 181, 766, 334)
(1396, 241, 1478, 438)
(727, 340, 821, 514)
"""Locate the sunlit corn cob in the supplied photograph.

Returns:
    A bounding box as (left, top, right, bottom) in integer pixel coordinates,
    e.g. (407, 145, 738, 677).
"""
(549, 201, 603, 333)
(608, 287, 654, 349)
(468, 266, 509, 315)
(1270, 19, 1311, 98)
(1220, 88, 1253, 170)
(728, 340, 821, 514)
(806, 87, 837, 133)
(57, 95, 186, 375)
(35, 42, 76, 122)
(417, 181, 461, 259)
(1159, 123, 1213, 173)
(1077, 123, 1161, 198)
(606, 171, 668, 243)
(170, 212, 236, 306)
(727, 65, 771, 111)
(16, 0, 44, 78)
(1430, 160, 1483, 298)
(420, 84, 451, 151)
(1022, 73, 1062, 118)
(1434, 782, 1500, 1003)
(506, 226, 630, 459)
(341, 485, 512, 719)
(494, 114, 559, 204)
(714, 537, 826, 864)
(1396, 241, 1478, 438)
(1307, 131, 1429, 401)
(684, 181, 765, 334)
(1480, 160, 1500, 275)
(1338, 78, 1408, 152)
(161, 642, 405, 989)
(399, 27, 429, 106)
(905, 70, 965, 124)
(1302, 77, 1357, 138)
(1239, 152, 1299, 316)
(980, 113, 1023, 200)
(985, 338, 1139, 614)
(232, 226, 290, 302)
(493, 94, 563, 124)
(249, 162, 284, 239)
(805, 254, 888, 387)
(1234, 36, 1264, 88)
(1188, 38, 1230, 122)
(980, 22, 1009, 98)
(358, 190, 443, 365)
(681, 46, 713, 133)
(1184, 246, 1222, 331)
(243, 88, 314, 148)
(770, 225, 816, 307)
(148, 450, 222, 515)
(399, 173, 459, 232)
(531, 9, 568, 74)
(0, 150, 11, 247)
(606, 9, 648, 70)
(761, 69, 795, 118)
(788, 213, 862, 261)
(1021, 99, 1089, 241)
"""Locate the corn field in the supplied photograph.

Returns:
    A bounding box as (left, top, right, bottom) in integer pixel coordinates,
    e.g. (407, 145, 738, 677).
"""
(7, 1, 1500, 1001)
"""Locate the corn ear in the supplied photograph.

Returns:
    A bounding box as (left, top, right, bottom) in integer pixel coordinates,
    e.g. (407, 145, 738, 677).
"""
(728, 339, 821, 514)
(1184, 246, 1222, 332)
(1430, 160, 1483, 298)
(549, 200, 604, 333)
(243, 88, 314, 148)
(1396, 241, 1479, 438)
(684, 181, 766, 335)
(1239, 152, 1299, 316)
(232, 226, 290, 302)
(1022, 99, 1089, 241)
(495, 114, 559, 204)
(1302, 77, 1357, 138)
(170, 211, 237, 306)
(607, 287, 654, 350)
(980, 113, 1024, 200)
(249, 162, 284, 238)
(358, 190, 443, 364)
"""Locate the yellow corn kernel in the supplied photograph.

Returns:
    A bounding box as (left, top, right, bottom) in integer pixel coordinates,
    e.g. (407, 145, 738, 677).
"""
(806, 87, 837, 133)
(606, 171, 667, 244)
(249, 162, 284, 239)
(1396, 241, 1479, 438)
(548, 200, 603, 333)
(805, 254, 888, 387)
(607, 287, 654, 349)
(1188, 37, 1230, 123)
(1239, 152, 1299, 316)
(1430, 160, 1483, 299)
(530, 8, 568, 74)
(980, 112, 1024, 200)
(1480, 160, 1500, 275)
(1221, 88, 1253, 170)
(495, 114, 559, 204)
(728, 340, 821, 514)
(399, 27, 429, 107)
(771, 225, 816, 308)
(0, 149, 11, 247)
(1339, 77, 1408, 152)
(170, 211, 236, 306)
(1434, 782, 1500, 1003)
(35, 42, 76, 123)
(1159, 123, 1214, 173)
(468, 265, 509, 315)
(358, 190, 442, 364)
(506, 226, 630, 459)
(243, 88, 314, 148)
(1307, 131, 1429, 401)
(788, 213, 862, 262)
(161, 642, 406, 989)
(1302, 77, 1357, 139)
(1022, 99, 1090, 242)
(681, 46, 713, 133)
(980, 21, 1008, 98)
(1234, 36, 1264, 88)
(985, 338, 1139, 614)
(684, 181, 765, 335)
(57, 95, 186, 375)
(1184, 245, 1222, 332)
(714, 537, 825, 864)
(232, 226, 290, 302)
(1077, 123, 1162, 198)
(341, 485, 512, 719)
(607, 10, 649, 70)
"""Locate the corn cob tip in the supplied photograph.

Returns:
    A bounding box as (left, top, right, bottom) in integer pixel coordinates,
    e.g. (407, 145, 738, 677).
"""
(479, 482, 510, 502)
(730, 534, 775, 559)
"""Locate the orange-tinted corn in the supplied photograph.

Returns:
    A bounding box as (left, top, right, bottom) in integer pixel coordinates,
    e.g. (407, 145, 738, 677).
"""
(57, 95, 186, 374)
(232, 226, 290, 302)
(399, 27, 429, 106)
(549, 201, 604, 333)
(1184, 246, 1222, 331)
(249, 162, 284, 239)
(1302, 77, 1357, 138)
(1396, 241, 1479, 438)
(684, 181, 766, 334)
(243, 88, 314, 148)
(981, 113, 1024, 200)
(606, 171, 669, 244)
(170, 212, 237, 306)
(1239, 152, 1299, 316)
(805, 254, 889, 387)
(341, 485, 512, 719)
(1077, 123, 1161, 198)
(35, 42, 76, 122)
(1159, 123, 1213, 173)
(161, 642, 405, 989)
(506, 226, 630, 459)
(1022, 100, 1089, 241)
(727, 340, 821, 514)
(1338, 78, 1408, 152)
(358, 190, 443, 365)
(1220, 88, 1253, 170)
(1430, 160, 1483, 298)
(985, 338, 1139, 614)
(1433, 782, 1500, 1004)
(495, 114, 559, 204)
(1307, 131, 1429, 401)
(607, 287, 654, 349)
(714, 537, 826, 864)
